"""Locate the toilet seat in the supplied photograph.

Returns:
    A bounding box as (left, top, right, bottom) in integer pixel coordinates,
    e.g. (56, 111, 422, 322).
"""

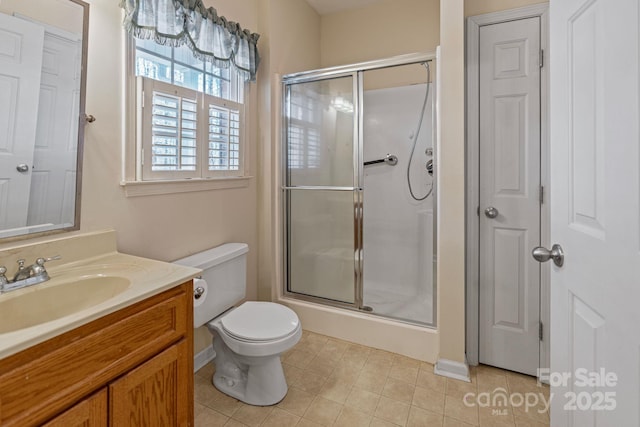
(208, 302, 302, 358)
(220, 301, 299, 342)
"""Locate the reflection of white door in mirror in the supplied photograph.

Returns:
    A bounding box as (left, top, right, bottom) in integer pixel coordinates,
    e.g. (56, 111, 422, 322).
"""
(23, 19, 82, 228)
(0, 14, 44, 230)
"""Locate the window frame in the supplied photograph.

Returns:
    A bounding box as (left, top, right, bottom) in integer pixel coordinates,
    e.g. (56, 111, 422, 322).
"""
(122, 36, 251, 195)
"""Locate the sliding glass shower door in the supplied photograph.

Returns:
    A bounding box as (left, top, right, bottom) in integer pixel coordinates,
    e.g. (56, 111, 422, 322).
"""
(283, 54, 437, 326)
(283, 74, 361, 306)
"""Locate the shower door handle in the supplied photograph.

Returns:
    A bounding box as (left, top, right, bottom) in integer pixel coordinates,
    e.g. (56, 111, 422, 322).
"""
(484, 206, 499, 219)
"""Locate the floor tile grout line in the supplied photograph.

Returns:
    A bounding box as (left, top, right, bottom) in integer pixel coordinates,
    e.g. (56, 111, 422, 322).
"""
(195, 330, 549, 427)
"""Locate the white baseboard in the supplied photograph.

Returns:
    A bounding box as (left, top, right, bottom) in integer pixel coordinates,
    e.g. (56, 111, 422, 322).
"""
(194, 344, 216, 373)
(434, 358, 471, 382)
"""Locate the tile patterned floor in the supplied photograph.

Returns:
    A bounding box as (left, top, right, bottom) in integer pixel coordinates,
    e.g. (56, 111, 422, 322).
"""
(194, 330, 550, 427)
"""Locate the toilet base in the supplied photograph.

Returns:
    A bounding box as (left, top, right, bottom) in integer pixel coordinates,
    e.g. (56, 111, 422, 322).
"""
(211, 336, 288, 406)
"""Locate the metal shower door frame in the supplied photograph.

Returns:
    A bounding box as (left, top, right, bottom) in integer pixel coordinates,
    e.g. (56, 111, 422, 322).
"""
(281, 52, 437, 314)
(282, 70, 362, 309)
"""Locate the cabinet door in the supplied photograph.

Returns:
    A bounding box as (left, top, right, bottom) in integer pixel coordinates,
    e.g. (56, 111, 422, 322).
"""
(109, 340, 192, 426)
(43, 389, 107, 427)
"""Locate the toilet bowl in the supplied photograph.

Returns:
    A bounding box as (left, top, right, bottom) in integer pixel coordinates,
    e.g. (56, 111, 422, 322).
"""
(174, 243, 301, 406)
(207, 302, 301, 405)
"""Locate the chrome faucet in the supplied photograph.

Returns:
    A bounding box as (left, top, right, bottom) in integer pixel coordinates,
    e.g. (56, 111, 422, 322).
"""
(13, 259, 30, 282)
(0, 255, 61, 293)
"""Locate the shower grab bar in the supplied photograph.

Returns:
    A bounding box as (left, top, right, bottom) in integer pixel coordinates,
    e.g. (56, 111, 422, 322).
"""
(281, 186, 362, 191)
(364, 154, 398, 166)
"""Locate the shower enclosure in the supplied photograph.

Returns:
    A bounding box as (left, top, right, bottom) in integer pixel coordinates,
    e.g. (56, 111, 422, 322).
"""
(282, 53, 436, 327)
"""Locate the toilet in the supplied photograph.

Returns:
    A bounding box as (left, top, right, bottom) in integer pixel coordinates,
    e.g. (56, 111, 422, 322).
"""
(175, 243, 301, 406)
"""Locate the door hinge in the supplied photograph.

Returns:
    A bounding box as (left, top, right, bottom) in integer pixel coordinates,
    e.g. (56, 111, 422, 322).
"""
(477, 206, 480, 216)
(539, 185, 544, 204)
(539, 322, 543, 341)
(540, 49, 544, 68)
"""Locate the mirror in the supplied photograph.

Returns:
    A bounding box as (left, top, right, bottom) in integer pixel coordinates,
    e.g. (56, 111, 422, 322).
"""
(0, 0, 88, 240)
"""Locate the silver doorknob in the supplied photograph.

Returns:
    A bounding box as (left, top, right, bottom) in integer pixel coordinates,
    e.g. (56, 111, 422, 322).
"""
(532, 244, 564, 267)
(16, 164, 29, 173)
(484, 206, 499, 218)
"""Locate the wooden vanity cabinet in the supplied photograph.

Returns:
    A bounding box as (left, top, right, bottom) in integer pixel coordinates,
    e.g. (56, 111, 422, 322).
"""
(0, 281, 194, 427)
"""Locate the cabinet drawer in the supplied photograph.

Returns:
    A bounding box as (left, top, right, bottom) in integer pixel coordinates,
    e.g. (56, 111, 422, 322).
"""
(42, 389, 108, 427)
(0, 282, 190, 427)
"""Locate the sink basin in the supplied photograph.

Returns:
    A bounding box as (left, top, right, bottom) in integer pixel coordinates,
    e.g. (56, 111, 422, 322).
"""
(0, 276, 131, 334)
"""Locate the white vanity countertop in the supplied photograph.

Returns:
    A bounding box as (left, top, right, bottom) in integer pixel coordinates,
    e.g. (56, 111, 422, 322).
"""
(0, 230, 201, 359)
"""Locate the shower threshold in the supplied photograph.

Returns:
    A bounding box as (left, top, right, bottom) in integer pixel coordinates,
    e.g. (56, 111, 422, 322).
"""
(363, 286, 434, 326)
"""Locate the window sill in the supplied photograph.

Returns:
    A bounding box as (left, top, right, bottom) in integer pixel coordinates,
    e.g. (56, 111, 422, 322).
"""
(120, 176, 253, 197)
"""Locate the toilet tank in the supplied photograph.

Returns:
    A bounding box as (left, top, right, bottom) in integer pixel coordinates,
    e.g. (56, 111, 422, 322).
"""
(174, 243, 248, 328)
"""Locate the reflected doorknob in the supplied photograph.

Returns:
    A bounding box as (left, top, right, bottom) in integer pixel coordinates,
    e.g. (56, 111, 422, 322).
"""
(532, 244, 564, 267)
(484, 206, 499, 218)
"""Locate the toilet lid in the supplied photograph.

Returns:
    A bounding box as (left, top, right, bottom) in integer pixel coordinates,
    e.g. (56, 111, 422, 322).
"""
(221, 302, 300, 342)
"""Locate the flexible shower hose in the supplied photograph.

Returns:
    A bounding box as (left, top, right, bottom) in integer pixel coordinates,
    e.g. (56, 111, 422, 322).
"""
(407, 62, 434, 201)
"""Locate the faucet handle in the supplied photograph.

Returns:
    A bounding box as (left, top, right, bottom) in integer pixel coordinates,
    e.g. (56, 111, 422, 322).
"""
(0, 266, 7, 284)
(32, 256, 61, 277)
(16, 259, 25, 269)
(35, 255, 62, 266)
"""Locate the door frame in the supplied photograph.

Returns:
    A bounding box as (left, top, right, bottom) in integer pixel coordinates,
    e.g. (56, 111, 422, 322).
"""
(465, 3, 550, 374)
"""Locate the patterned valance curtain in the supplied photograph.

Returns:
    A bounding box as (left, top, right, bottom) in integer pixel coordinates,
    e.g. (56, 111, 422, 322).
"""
(120, 0, 260, 81)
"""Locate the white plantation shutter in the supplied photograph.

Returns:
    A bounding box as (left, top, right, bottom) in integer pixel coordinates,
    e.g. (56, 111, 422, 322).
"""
(139, 77, 244, 180)
(206, 100, 243, 176)
(141, 78, 200, 179)
(151, 93, 197, 170)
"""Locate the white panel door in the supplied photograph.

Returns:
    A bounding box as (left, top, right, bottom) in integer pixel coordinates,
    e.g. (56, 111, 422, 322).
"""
(0, 13, 44, 229)
(549, 0, 640, 425)
(27, 24, 82, 227)
(479, 17, 541, 375)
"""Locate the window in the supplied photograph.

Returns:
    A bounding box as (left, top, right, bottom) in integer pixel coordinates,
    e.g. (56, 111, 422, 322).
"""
(133, 39, 246, 181)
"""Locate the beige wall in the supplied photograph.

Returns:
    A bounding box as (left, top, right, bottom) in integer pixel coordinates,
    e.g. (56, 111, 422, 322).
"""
(78, 0, 261, 354)
(211, 0, 258, 29)
(320, 0, 440, 67)
(464, 0, 546, 17)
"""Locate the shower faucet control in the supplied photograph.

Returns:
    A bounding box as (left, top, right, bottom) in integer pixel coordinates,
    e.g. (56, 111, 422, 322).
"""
(426, 159, 434, 176)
